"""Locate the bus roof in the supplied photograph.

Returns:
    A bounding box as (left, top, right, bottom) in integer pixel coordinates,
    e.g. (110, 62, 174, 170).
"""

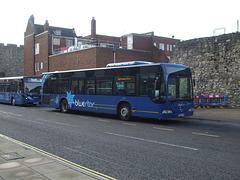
(0, 76, 24, 80)
(42, 62, 189, 75)
(106, 61, 154, 67)
(0, 76, 42, 81)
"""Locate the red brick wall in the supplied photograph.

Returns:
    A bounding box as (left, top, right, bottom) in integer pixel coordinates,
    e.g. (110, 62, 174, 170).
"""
(24, 34, 34, 76)
(24, 20, 35, 76)
(49, 47, 153, 72)
(121, 35, 152, 51)
(152, 46, 169, 63)
(133, 35, 152, 51)
(25, 21, 34, 36)
(95, 47, 152, 68)
(49, 48, 97, 72)
(35, 32, 49, 75)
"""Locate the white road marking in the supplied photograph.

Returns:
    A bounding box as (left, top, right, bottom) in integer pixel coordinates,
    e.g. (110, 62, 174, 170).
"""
(98, 119, 110, 122)
(192, 132, 219, 138)
(122, 123, 136, 126)
(105, 132, 198, 151)
(0, 111, 22, 117)
(153, 127, 174, 131)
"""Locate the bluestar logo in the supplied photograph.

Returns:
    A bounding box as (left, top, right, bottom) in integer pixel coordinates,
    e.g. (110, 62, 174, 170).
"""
(75, 100, 95, 107)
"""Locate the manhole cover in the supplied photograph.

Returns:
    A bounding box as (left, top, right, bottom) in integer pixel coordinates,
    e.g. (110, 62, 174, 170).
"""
(1, 152, 24, 160)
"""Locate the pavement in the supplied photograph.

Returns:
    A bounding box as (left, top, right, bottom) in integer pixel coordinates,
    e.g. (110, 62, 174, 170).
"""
(0, 107, 239, 180)
(187, 107, 240, 123)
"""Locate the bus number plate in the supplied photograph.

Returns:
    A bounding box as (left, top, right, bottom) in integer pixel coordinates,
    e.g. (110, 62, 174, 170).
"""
(178, 113, 184, 117)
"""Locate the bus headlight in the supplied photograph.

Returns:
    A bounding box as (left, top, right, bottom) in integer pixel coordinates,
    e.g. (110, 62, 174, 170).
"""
(162, 110, 173, 114)
(189, 108, 193, 112)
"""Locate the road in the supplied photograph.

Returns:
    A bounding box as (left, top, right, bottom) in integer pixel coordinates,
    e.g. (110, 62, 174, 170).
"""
(0, 103, 240, 180)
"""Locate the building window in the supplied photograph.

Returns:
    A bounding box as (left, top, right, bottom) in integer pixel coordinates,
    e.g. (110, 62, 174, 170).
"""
(66, 39, 73, 47)
(35, 43, 39, 55)
(35, 63, 40, 72)
(170, 45, 172, 51)
(127, 35, 133, 49)
(159, 43, 164, 50)
(54, 30, 61, 36)
(53, 38, 60, 45)
(167, 44, 169, 51)
(41, 62, 43, 70)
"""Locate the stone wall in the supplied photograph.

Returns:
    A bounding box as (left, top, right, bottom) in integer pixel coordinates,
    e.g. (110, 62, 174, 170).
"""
(0, 43, 24, 77)
(171, 33, 240, 108)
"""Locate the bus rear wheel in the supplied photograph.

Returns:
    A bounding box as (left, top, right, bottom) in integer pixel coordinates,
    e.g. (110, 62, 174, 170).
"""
(119, 103, 131, 121)
(60, 99, 68, 113)
(11, 98, 16, 106)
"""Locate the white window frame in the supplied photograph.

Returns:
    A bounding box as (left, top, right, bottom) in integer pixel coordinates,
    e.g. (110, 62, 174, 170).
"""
(159, 43, 164, 50)
(35, 43, 39, 55)
(37, 63, 39, 72)
(66, 39, 73, 47)
(53, 38, 60, 45)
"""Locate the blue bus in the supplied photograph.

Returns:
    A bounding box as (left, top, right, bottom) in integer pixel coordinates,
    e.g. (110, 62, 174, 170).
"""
(0, 76, 42, 106)
(41, 61, 193, 120)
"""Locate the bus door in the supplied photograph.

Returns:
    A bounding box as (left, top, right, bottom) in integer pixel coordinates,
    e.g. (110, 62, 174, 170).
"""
(42, 75, 57, 106)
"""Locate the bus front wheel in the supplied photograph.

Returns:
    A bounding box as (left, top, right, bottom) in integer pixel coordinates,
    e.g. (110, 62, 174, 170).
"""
(60, 99, 68, 113)
(119, 103, 131, 121)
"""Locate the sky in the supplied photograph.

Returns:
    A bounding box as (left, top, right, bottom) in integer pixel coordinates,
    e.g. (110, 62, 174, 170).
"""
(1, 0, 239, 46)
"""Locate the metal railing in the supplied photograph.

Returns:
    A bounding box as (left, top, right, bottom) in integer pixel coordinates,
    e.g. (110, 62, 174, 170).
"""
(52, 38, 127, 55)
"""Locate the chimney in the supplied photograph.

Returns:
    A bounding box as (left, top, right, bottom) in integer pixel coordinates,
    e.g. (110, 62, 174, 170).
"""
(44, 20, 49, 31)
(91, 17, 96, 38)
(29, 15, 34, 24)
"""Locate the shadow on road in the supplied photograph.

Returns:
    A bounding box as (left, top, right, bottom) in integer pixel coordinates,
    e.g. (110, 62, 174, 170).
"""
(49, 108, 187, 126)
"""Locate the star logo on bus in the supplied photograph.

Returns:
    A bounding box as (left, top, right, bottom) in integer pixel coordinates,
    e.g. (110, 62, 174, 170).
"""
(55, 96, 59, 105)
(66, 91, 75, 108)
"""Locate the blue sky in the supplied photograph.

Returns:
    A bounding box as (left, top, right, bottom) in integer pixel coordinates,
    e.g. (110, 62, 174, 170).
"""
(1, 0, 239, 46)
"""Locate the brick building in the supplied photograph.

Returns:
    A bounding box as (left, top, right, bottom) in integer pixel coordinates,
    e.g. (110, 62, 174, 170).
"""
(24, 15, 179, 75)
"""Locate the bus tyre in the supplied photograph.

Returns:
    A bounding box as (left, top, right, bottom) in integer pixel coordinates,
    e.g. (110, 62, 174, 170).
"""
(60, 99, 68, 113)
(11, 98, 15, 106)
(119, 103, 131, 121)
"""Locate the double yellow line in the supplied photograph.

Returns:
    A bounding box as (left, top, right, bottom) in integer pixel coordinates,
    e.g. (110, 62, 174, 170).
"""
(0, 134, 117, 180)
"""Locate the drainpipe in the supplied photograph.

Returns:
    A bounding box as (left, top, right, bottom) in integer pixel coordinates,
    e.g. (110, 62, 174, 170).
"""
(113, 48, 116, 64)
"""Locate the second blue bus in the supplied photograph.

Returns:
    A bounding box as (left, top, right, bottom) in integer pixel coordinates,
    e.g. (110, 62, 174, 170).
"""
(0, 76, 42, 105)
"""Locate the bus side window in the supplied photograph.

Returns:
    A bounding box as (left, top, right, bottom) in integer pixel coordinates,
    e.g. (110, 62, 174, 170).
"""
(18, 81, 23, 93)
(71, 80, 78, 94)
(114, 76, 135, 96)
(86, 79, 95, 95)
(0, 82, 4, 92)
(96, 77, 113, 95)
(57, 79, 70, 94)
(78, 79, 85, 95)
(140, 74, 148, 96)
